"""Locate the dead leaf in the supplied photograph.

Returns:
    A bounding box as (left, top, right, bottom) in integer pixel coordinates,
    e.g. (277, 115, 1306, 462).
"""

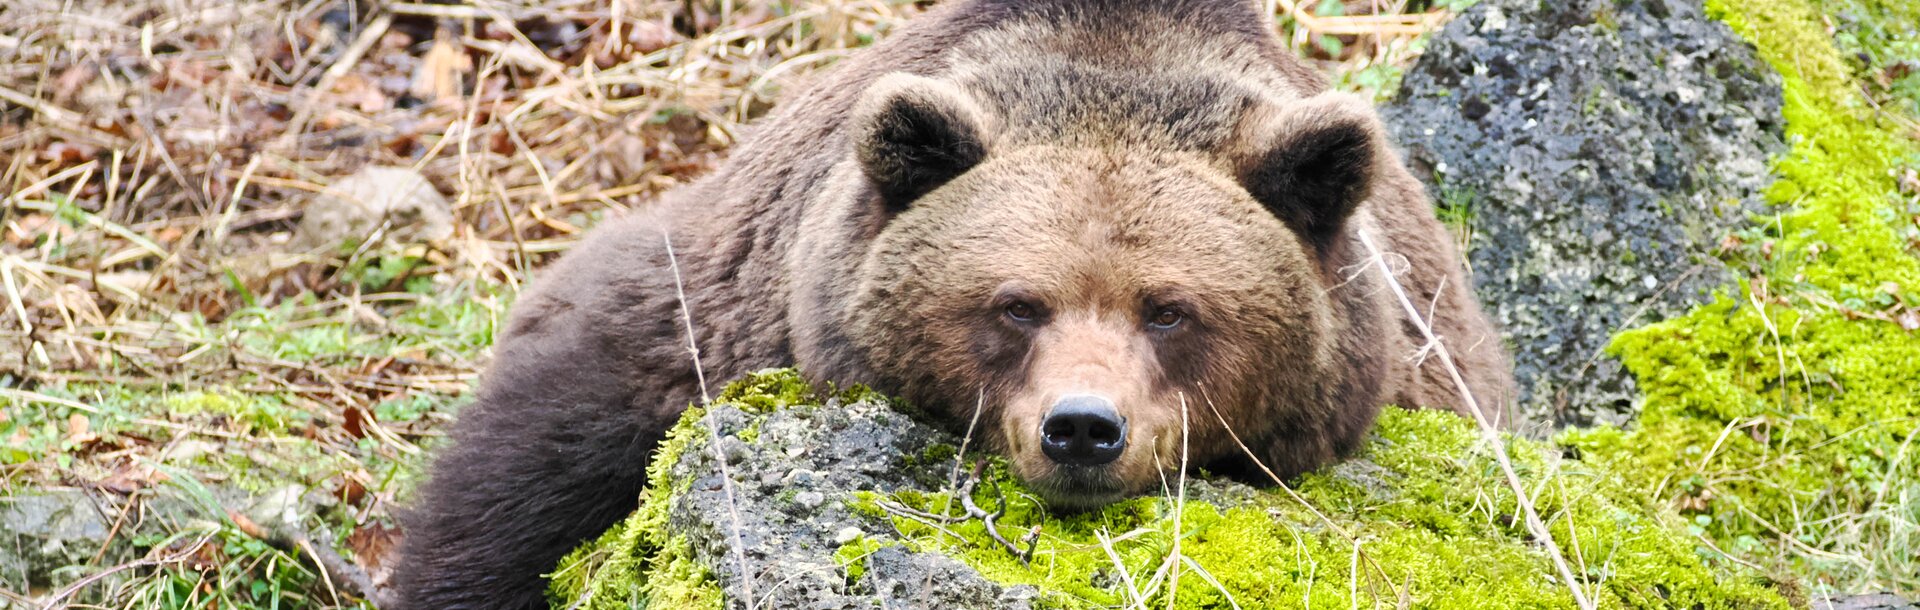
(343, 406, 370, 440)
(332, 73, 390, 113)
(345, 522, 402, 574)
(66, 413, 97, 445)
(97, 460, 162, 494)
(43, 141, 99, 164)
(411, 32, 472, 105)
(628, 19, 676, 54)
(336, 476, 367, 506)
(1898, 309, 1919, 332)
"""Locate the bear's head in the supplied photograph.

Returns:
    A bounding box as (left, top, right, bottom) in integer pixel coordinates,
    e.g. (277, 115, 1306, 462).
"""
(838, 71, 1393, 508)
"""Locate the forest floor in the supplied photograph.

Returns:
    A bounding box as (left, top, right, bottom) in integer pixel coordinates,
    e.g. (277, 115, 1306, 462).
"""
(2, 0, 1916, 608)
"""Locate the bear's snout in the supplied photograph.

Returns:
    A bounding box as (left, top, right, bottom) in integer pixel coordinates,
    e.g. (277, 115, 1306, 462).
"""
(1038, 394, 1128, 466)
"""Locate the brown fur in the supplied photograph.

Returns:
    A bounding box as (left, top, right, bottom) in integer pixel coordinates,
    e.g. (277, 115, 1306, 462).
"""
(393, 1, 1513, 608)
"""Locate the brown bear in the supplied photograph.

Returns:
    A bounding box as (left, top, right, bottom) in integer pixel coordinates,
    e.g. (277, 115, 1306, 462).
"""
(392, 0, 1514, 608)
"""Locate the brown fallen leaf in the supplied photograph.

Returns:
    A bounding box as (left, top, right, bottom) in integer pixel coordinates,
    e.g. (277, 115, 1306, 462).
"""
(97, 460, 164, 495)
(336, 476, 368, 506)
(66, 413, 97, 445)
(332, 73, 390, 113)
(343, 405, 371, 440)
(411, 30, 472, 105)
(345, 522, 402, 575)
(628, 19, 677, 54)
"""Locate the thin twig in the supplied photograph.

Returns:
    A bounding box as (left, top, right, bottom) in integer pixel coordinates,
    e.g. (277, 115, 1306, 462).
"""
(1356, 228, 1594, 610)
(40, 533, 217, 608)
(661, 228, 756, 608)
(877, 461, 1038, 564)
(1165, 393, 1192, 608)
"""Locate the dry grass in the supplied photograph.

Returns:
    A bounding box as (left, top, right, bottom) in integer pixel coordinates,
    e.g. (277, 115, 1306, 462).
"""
(0, 0, 1459, 607)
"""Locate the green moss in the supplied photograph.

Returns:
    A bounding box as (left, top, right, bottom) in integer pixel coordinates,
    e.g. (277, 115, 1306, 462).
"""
(712, 367, 885, 412)
(832, 534, 896, 583)
(864, 409, 1787, 609)
(169, 391, 304, 435)
(558, 365, 1789, 608)
(547, 369, 827, 608)
(714, 368, 816, 413)
(548, 400, 724, 610)
(1560, 0, 1920, 594)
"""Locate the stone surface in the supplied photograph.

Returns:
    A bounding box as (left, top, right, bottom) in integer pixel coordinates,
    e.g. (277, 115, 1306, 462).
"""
(664, 398, 1037, 609)
(1, 490, 115, 595)
(0, 488, 200, 605)
(295, 165, 454, 250)
(0, 485, 251, 606)
(1383, 0, 1785, 426)
(1823, 593, 1920, 610)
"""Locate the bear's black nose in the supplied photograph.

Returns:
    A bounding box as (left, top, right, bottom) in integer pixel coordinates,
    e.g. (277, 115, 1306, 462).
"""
(1040, 395, 1127, 467)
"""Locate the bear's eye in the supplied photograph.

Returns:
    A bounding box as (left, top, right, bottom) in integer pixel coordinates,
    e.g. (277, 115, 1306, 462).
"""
(1149, 307, 1185, 330)
(1004, 301, 1038, 323)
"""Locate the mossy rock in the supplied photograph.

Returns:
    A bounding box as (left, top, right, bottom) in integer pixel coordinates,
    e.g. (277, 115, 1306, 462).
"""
(1383, 0, 1786, 428)
(548, 370, 1788, 609)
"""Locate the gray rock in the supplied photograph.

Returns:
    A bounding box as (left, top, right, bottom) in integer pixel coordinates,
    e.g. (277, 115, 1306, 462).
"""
(295, 166, 454, 250)
(655, 386, 1283, 609)
(0, 488, 202, 603)
(0, 482, 272, 610)
(1382, 0, 1785, 427)
(1, 490, 116, 595)
(663, 396, 1038, 610)
(1822, 593, 1920, 609)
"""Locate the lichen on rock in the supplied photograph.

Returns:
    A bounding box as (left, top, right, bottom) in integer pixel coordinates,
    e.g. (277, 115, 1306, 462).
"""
(551, 371, 1788, 609)
(546, 370, 1035, 609)
(1383, 0, 1787, 427)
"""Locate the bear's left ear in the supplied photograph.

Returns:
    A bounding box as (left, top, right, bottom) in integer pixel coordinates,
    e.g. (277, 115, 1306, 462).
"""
(1236, 93, 1386, 253)
(854, 73, 996, 213)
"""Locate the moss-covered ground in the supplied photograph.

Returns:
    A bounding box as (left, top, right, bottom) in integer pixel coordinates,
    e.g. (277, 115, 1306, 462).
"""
(544, 370, 886, 609)
(1560, 0, 1920, 595)
(869, 409, 1789, 609)
(554, 372, 1789, 609)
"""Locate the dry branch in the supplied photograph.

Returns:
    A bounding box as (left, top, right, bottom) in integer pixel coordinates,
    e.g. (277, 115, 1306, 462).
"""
(1355, 228, 1596, 610)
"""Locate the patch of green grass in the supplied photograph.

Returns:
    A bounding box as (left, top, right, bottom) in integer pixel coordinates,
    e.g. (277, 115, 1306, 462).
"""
(1561, 0, 1920, 595)
(1817, 0, 1920, 115)
(3, 281, 502, 607)
(221, 284, 502, 365)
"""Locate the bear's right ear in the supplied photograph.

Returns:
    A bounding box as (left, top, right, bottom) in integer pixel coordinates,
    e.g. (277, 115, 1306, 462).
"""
(854, 73, 995, 213)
